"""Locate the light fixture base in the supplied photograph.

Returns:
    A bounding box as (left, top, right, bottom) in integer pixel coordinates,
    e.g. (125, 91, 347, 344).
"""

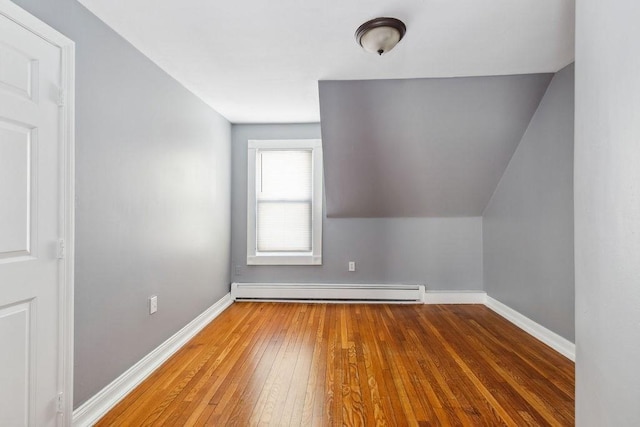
(355, 17, 407, 56)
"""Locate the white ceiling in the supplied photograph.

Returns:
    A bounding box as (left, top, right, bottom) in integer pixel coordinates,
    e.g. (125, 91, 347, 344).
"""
(78, 0, 575, 123)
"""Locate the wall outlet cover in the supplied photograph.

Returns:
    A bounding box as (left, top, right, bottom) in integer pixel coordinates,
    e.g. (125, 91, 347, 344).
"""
(149, 295, 158, 314)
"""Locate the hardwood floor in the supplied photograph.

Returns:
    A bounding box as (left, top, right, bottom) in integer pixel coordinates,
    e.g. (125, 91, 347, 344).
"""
(96, 303, 575, 426)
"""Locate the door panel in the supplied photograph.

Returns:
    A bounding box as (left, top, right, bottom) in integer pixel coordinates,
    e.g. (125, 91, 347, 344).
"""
(0, 119, 34, 258)
(0, 300, 34, 426)
(0, 42, 37, 101)
(0, 13, 62, 427)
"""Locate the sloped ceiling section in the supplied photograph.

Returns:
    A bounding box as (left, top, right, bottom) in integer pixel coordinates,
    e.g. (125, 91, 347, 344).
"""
(319, 74, 553, 217)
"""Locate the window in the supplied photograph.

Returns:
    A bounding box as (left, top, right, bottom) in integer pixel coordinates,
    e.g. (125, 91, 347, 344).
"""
(247, 139, 323, 265)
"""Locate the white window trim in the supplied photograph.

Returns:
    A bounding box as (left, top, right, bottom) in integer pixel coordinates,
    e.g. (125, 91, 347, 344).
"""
(247, 139, 323, 265)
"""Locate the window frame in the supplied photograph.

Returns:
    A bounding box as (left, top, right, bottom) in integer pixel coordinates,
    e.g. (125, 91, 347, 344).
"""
(247, 139, 323, 265)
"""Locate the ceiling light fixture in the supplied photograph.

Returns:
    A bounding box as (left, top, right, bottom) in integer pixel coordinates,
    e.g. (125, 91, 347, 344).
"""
(355, 17, 407, 56)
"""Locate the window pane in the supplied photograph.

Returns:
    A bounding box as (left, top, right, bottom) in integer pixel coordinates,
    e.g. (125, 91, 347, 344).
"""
(257, 202, 311, 252)
(258, 150, 312, 200)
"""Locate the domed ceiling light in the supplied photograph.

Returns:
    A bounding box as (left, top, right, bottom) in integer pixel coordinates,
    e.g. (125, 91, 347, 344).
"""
(355, 17, 407, 56)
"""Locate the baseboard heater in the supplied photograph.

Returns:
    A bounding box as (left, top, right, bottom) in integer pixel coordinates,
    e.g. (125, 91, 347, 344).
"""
(231, 283, 425, 303)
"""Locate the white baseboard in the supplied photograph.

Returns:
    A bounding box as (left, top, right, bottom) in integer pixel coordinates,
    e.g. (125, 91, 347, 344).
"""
(485, 296, 575, 361)
(72, 293, 233, 427)
(424, 290, 487, 304)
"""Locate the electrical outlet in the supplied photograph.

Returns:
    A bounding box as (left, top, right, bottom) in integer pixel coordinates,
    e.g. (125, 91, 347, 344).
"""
(235, 264, 241, 276)
(149, 295, 158, 314)
(348, 261, 356, 272)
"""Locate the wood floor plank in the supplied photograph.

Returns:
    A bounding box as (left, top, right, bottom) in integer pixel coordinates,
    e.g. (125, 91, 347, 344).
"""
(362, 306, 403, 427)
(96, 303, 575, 426)
(300, 304, 326, 426)
(351, 307, 376, 427)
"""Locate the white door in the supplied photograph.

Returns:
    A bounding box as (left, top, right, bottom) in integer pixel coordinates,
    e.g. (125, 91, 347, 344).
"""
(0, 13, 64, 427)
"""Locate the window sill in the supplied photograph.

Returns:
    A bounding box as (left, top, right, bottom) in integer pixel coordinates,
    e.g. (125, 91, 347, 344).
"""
(247, 254, 322, 266)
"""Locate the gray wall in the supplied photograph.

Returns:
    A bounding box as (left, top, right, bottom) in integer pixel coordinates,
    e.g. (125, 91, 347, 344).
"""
(575, 1, 640, 424)
(12, 0, 232, 407)
(319, 74, 552, 217)
(483, 64, 574, 341)
(231, 124, 483, 289)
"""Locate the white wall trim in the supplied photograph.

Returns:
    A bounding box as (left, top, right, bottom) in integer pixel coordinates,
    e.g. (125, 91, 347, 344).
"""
(0, 2, 76, 424)
(0, 0, 73, 45)
(424, 290, 487, 304)
(58, 37, 76, 427)
(72, 293, 233, 427)
(485, 296, 575, 361)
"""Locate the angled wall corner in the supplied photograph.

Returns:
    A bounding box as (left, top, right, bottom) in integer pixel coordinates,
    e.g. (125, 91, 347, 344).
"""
(483, 63, 575, 342)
